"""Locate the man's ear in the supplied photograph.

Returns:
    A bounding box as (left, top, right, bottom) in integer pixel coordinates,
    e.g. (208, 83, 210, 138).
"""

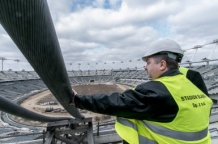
(159, 60, 167, 71)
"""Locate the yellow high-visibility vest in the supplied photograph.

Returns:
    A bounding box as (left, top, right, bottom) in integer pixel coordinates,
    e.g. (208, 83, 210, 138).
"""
(179, 67, 188, 76)
(115, 73, 212, 144)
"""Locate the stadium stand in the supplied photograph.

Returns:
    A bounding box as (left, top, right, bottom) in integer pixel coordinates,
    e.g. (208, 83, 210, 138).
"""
(1, 65, 218, 143)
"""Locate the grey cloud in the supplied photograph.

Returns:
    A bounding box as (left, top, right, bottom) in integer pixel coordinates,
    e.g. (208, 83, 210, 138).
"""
(1, 0, 218, 70)
(169, 0, 218, 38)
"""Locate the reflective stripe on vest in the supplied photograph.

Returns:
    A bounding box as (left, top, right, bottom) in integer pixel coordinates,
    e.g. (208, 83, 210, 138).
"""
(117, 118, 157, 144)
(141, 121, 208, 141)
(117, 117, 208, 142)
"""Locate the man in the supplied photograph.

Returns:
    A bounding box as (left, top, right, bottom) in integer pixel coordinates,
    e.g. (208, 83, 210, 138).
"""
(71, 39, 213, 144)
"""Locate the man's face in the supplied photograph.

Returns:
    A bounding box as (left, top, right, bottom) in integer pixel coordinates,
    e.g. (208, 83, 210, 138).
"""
(144, 56, 164, 79)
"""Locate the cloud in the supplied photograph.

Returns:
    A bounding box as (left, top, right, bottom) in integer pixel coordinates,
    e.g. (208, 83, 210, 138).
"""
(1, 0, 218, 70)
(169, 0, 218, 38)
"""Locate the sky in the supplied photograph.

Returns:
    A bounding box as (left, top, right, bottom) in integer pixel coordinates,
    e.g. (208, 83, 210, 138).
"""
(0, 0, 218, 71)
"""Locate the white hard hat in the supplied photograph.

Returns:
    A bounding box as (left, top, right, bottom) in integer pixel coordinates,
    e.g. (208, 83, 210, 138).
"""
(142, 39, 184, 62)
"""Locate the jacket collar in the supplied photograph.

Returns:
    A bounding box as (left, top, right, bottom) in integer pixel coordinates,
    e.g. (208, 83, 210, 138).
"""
(158, 68, 182, 78)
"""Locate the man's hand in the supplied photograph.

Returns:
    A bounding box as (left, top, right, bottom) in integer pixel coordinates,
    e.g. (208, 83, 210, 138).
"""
(72, 89, 78, 95)
(69, 89, 78, 106)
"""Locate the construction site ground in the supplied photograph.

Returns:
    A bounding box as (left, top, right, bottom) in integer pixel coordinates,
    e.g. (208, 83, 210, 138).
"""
(12, 83, 132, 126)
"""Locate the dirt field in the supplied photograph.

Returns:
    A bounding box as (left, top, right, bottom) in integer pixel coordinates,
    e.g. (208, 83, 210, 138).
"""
(16, 83, 132, 126)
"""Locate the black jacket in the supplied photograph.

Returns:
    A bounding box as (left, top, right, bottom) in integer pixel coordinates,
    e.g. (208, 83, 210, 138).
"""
(185, 69, 208, 96)
(74, 69, 209, 122)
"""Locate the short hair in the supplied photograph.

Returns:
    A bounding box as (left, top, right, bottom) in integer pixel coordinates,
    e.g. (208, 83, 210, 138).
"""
(152, 54, 179, 69)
